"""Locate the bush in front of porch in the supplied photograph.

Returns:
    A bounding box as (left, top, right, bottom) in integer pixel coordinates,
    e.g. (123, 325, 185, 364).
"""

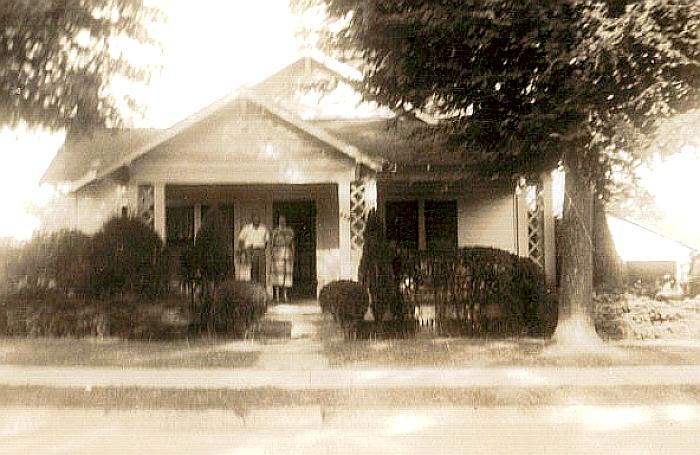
(395, 247, 558, 337)
(0, 215, 266, 340)
(193, 279, 267, 337)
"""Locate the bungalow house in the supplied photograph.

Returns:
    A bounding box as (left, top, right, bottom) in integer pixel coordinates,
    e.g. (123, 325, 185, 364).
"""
(40, 51, 557, 297)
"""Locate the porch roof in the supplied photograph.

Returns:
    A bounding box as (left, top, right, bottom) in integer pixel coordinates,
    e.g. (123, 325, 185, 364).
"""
(310, 117, 464, 167)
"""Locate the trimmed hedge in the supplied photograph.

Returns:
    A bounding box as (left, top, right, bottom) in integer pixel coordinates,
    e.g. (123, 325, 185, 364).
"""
(4, 218, 170, 300)
(4, 230, 91, 294)
(0, 290, 191, 340)
(89, 217, 169, 298)
(319, 280, 368, 327)
(395, 247, 557, 337)
(195, 280, 267, 336)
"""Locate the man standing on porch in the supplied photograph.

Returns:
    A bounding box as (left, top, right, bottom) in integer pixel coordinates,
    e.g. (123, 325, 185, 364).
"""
(238, 214, 270, 286)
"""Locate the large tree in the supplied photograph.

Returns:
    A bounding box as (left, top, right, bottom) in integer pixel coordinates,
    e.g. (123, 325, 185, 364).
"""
(295, 0, 700, 342)
(0, 0, 161, 133)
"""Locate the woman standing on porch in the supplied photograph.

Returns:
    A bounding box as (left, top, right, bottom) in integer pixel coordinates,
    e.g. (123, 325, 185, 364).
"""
(271, 215, 294, 303)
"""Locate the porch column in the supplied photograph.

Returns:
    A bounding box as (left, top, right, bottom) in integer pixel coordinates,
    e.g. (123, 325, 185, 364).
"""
(154, 183, 166, 242)
(365, 178, 378, 211)
(417, 199, 427, 250)
(516, 184, 529, 257)
(338, 180, 352, 279)
(194, 203, 202, 239)
(541, 171, 557, 285)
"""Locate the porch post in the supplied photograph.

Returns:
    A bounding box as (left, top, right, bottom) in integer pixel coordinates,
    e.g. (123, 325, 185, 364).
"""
(541, 171, 557, 285)
(194, 203, 202, 239)
(417, 199, 427, 250)
(516, 184, 529, 257)
(154, 183, 166, 242)
(365, 178, 377, 211)
(338, 180, 352, 279)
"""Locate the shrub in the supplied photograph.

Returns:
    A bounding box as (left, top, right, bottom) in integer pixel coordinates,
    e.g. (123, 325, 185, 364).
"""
(395, 247, 556, 337)
(318, 280, 368, 327)
(358, 209, 404, 321)
(193, 207, 232, 287)
(89, 217, 169, 298)
(4, 230, 91, 295)
(0, 290, 191, 339)
(107, 294, 192, 340)
(196, 280, 267, 336)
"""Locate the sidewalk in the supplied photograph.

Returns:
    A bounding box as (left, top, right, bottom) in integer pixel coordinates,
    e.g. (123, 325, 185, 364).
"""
(1, 364, 700, 390)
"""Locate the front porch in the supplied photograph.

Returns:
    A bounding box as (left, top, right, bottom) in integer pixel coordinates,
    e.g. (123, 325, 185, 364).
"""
(139, 182, 371, 296)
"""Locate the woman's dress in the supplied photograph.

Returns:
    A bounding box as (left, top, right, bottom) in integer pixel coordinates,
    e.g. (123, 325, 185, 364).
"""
(271, 227, 294, 287)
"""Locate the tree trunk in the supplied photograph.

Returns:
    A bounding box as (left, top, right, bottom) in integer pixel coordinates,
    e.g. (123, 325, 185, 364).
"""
(553, 167, 601, 346)
(593, 197, 625, 291)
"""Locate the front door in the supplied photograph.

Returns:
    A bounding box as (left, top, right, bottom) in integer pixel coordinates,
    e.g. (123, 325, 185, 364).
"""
(272, 201, 317, 298)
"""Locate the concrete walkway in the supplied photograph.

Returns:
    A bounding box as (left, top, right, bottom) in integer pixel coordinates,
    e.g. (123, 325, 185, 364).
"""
(253, 302, 329, 370)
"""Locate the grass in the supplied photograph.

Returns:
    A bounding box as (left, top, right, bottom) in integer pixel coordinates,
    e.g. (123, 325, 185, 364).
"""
(2, 384, 700, 411)
(0, 337, 260, 368)
(317, 318, 700, 368)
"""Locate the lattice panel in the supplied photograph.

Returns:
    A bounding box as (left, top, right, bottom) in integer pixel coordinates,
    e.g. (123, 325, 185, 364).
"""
(526, 183, 545, 268)
(350, 180, 367, 250)
(137, 184, 155, 229)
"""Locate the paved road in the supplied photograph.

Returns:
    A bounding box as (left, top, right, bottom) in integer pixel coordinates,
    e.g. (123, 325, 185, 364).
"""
(2, 404, 699, 454)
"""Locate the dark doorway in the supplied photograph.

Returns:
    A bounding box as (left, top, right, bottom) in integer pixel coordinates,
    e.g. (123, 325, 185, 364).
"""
(272, 200, 317, 298)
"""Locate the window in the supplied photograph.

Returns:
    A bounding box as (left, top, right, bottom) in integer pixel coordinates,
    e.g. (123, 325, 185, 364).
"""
(425, 200, 457, 251)
(166, 206, 194, 247)
(385, 201, 419, 249)
(384, 199, 458, 251)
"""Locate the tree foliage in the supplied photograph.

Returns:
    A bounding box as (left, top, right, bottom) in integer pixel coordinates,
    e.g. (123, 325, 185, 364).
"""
(0, 0, 162, 132)
(296, 0, 700, 340)
(294, 0, 700, 190)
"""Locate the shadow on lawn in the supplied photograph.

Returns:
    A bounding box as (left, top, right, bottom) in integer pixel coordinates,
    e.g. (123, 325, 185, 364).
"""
(316, 315, 700, 368)
(0, 337, 260, 368)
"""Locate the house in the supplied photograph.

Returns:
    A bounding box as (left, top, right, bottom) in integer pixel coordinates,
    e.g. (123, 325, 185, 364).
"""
(607, 215, 696, 287)
(41, 51, 557, 297)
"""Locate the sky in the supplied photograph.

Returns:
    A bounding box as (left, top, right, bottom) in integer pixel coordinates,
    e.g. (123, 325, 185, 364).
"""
(0, 0, 699, 243)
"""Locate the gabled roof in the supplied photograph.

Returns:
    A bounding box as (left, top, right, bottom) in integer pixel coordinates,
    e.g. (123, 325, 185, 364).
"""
(311, 117, 462, 166)
(42, 89, 384, 190)
(41, 51, 448, 190)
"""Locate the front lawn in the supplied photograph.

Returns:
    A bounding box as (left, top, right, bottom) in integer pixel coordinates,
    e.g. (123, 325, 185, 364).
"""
(0, 337, 260, 368)
(318, 317, 700, 368)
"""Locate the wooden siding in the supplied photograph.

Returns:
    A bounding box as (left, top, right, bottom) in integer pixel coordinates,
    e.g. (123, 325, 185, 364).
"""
(129, 100, 355, 186)
(458, 192, 517, 253)
(45, 179, 129, 235)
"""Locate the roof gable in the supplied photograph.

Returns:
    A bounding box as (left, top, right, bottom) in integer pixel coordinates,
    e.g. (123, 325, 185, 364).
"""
(130, 99, 362, 184)
(42, 51, 454, 190)
(41, 65, 384, 189)
(251, 52, 393, 121)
